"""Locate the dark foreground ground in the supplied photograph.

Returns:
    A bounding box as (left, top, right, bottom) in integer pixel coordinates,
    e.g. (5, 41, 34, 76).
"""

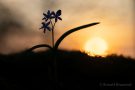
(0, 49, 135, 90)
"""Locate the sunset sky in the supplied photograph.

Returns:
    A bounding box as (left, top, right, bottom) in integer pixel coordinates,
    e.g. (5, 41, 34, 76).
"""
(0, 0, 134, 58)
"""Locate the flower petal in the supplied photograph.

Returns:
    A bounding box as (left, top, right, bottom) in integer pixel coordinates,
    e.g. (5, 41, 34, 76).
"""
(47, 27, 51, 31)
(43, 13, 48, 18)
(42, 17, 46, 20)
(51, 11, 55, 15)
(58, 17, 62, 20)
(47, 10, 51, 15)
(50, 11, 55, 19)
(56, 10, 61, 16)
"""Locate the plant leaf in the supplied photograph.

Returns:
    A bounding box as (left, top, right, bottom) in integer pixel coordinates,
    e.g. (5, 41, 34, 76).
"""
(28, 44, 52, 52)
(54, 22, 100, 50)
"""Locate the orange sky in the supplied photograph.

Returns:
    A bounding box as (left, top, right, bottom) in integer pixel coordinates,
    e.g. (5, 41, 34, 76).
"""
(0, 0, 134, 58)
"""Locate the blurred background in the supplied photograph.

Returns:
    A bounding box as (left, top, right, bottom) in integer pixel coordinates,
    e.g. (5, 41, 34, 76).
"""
(0, 0, 134, 58)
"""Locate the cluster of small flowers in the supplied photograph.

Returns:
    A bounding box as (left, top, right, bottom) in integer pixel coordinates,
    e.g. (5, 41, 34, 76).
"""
(40, 10, 62, 33)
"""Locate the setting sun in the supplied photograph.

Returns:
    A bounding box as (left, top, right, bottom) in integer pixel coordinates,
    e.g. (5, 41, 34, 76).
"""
(84, 37, 108, 56)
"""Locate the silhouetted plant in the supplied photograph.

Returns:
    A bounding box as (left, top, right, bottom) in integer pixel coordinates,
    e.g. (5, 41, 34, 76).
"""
(28, 10, 99, 89)
(29, 10, 99, 51)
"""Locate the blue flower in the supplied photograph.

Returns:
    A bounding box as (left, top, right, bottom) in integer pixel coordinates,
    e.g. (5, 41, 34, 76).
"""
(40, 22, 51, 33)
(40, 10, 62, 34)
(42, 10, 52, 21)
(52, 10, 62, 22)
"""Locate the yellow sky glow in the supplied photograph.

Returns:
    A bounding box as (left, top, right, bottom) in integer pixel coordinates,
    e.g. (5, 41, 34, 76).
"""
(0, 0, 134, 58)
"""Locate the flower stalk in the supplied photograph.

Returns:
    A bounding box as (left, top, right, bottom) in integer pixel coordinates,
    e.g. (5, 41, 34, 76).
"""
(50, 20, 56, 48)
(29, 9, 100, 89)
(40, 10, 61, 48)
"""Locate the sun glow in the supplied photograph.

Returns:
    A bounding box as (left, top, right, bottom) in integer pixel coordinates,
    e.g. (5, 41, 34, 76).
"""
(84, 37, 108, 56)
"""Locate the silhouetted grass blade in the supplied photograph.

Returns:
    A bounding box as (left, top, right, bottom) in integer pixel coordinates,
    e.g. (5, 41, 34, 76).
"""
(54, 22, 100, 50)
(28, 44, 52, 52)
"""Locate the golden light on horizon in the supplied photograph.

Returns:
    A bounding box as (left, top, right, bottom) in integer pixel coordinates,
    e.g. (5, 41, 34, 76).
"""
(83, 37, 108, 56)
(0, 0, 134, 58)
